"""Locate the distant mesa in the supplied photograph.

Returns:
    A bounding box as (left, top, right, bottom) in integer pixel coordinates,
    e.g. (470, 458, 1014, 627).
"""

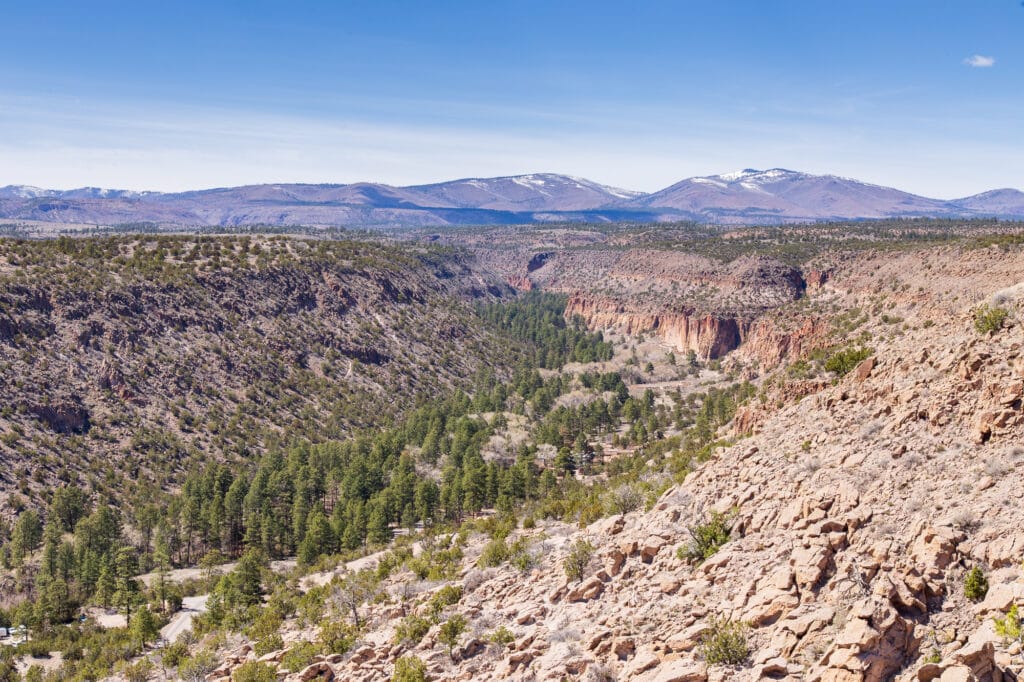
(1, 170, 1021, 228)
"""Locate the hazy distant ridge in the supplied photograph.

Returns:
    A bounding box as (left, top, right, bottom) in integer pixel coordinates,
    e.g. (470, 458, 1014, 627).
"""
(2, 169, 1022, 227)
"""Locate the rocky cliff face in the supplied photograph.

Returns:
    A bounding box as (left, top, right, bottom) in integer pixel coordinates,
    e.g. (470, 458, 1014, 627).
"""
(487, 247, 815, 362)
(565, 294, 744, 359)
(564, 294, 827, 363)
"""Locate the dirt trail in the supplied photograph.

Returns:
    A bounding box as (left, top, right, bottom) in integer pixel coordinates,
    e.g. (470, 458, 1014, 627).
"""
(137, 559, 296, 587)
(302, 542, 422, 589)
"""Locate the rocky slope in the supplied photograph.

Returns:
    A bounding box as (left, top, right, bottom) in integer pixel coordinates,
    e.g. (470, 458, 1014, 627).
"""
(0, 236, 513, 514)
(203, 237, 1024, 682)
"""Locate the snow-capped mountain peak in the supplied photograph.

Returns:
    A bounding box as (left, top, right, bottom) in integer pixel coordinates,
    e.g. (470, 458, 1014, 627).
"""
(1, 170, 1021, 226)
(0, 185, 55, 199)
(715, 168, 803, 183)
(405, 173, 642, 211)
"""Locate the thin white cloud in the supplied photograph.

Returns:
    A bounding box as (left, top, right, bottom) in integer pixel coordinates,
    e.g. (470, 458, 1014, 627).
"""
(964, 54, 995, 68)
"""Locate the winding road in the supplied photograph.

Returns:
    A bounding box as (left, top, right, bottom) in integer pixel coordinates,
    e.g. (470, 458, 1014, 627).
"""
(160, 595, 209, 643)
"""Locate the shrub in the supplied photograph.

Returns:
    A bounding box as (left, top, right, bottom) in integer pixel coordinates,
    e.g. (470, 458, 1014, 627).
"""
(393, 615, 432, 646)
(510, 541, 536, 573)
(280, 641, 317, 672)
(563, 539, 595, 583)
(438, 614, 467, 660)
(427, 585, 463, 617)
(974, 305, 1009, 335)
(119, 658, 154, 682)
(478, 535, 534, 571)
(680, 510, 733, 564)
(393, 655, 429, 682)
(19, 640, 50, 658)
(699, 616, 749, 665)
(246, 609, 284, 642)
(254, 633, 284, 657)
(487, 625, 515, 647)
(477, 538, 510, 568)
(161, 641, 188, 668)
(608, 484, 644, 515)
(824, 346, 873, 377)
(964, 567, 989, 602)
(994, 604, 1023, 646)
(179, 651, 218, 682)
(232, 661, 277, 682)
(318, 620, 357, 655)
(61, 642, 83, 662)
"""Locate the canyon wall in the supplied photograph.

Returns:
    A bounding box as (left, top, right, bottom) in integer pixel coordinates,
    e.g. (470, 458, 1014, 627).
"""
(565, 294, 742, 359)
(566, 293, 828, 365)
(476, 242, 830, 367)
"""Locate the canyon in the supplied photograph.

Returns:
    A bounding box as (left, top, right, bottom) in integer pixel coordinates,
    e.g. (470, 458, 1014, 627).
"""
(195, 228, 1024, 682)
(2, 224, 1023, 682)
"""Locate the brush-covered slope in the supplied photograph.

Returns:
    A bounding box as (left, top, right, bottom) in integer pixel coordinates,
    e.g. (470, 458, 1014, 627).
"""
(0, 235, 513, 511)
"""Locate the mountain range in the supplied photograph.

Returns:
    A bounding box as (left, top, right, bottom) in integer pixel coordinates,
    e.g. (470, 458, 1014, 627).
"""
(2, 169, 1023, 228)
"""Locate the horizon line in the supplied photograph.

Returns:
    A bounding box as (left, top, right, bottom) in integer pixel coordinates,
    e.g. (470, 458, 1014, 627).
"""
(2, 168, 1021, 201)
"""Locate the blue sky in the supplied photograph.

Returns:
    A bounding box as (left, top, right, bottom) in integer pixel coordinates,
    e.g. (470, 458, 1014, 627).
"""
(0, 1, 1020, 196)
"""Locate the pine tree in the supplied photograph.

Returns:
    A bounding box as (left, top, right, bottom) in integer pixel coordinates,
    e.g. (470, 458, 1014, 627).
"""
(232, 548, 265, 606)
(297, 510, 334, 566)
(130, 606, 160, 647)
(366, 503, 391, 546)
(49, 485, 90, 532)
(95, 557, 116, 609)
(413, 480, 439, 526)
(10, 510, 42, 564)
(153, 543, 171, 613)
(34, 577, 72, 630)
(113, 547, 142, 621)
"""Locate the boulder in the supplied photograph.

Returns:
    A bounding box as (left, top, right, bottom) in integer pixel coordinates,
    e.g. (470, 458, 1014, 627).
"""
(299, 662, 335, 681)
(667, 622, 709, 652)
(977, 583, 1016, 613)
(566, 575, 605, 602)
(642, 537, 668, 563)
(635, 658, 708, 682)
(606, 549, 627, 576)
(854, 356, 877, 381)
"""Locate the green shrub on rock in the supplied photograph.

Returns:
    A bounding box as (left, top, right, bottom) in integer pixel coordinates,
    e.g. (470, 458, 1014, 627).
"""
(563, 539, 595, 583)
(824, 346, 873, 377)
(700, 616, 750, 665)
(232, 661, 277, 682)
(974, 305, 1009, 335)
(393, 655, 429, 682)
(679, 510, 734, 564)
(964, 566, 989, 602)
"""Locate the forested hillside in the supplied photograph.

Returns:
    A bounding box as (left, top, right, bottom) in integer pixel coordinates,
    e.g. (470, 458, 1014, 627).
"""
(0, 237, 755, 680)
(0, 235, 518, 518)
